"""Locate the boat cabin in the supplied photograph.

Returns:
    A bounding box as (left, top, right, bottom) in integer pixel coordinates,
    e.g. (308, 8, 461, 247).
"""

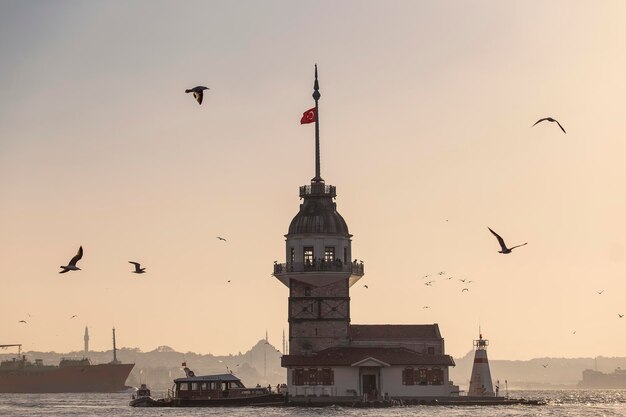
(173, 373, 269, 400)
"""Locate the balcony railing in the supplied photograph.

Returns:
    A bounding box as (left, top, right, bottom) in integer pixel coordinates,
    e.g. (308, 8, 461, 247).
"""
(273, 261, 364, 276)
(299, 184, 336, 198)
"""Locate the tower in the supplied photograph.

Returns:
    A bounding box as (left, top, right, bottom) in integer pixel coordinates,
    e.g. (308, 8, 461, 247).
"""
(84, 326, 89, 354)
(468, 331, 495, 397)
(273, 66, 365, 356)
(111, 327, 120, 364)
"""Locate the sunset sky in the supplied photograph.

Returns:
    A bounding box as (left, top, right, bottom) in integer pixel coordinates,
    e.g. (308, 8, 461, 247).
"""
(2, 1, 626, 360)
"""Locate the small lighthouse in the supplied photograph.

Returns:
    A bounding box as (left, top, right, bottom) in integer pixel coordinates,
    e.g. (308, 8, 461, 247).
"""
(468, 331, 495, 397)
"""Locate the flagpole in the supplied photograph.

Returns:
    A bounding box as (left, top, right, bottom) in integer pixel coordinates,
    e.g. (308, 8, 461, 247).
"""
(312, 64, 322, 183)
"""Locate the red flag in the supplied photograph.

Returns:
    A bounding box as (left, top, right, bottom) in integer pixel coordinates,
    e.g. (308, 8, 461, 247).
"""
(300, 107, 316, 124)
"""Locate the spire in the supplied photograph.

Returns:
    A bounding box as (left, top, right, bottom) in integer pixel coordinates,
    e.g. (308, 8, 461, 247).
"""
(312, 64, 323, 183)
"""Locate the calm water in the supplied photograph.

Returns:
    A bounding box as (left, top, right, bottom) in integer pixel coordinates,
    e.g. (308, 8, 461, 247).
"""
(0, 390, 625, 417)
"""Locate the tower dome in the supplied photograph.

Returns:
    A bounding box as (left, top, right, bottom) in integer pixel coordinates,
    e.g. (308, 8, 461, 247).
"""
(288, 183, 349, 236)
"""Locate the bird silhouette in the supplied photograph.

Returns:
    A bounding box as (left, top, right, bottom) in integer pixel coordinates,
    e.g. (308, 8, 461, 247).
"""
(572, 331, 576, 334)
(217, 237, 227, 242)
(619, 314, 624, 318)
(462, 288, 469, 292)
(424, 281, 434, 286)
(438, 271, 445, 276)
(129, 261, 146, 274)
(597, 290, 604, 295)
(60, 246, 83, 273)
(70, 315, 78, 319)
(532, 117, 566, 134)
(542, 364, 549, 368)
(422, 306, 430, 309)
(459, 279, 467, 283)
(227, 280, 231, 283)
(363, 285, 369, 289)
(186, 86, 209, 105)
(18, 320, 27, 324)
(488, 228, 527, 254)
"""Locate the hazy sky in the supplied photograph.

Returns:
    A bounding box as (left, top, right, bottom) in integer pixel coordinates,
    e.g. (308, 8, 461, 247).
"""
(2, 0, 626, 360)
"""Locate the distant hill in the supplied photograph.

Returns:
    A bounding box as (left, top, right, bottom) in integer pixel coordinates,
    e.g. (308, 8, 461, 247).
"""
(0, 339, 286, 390)
(450, 350, 626, 389)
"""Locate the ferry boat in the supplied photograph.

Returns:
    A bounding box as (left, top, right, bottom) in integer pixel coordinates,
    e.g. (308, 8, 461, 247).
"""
(129, 383, 156, 407)
(129, 366, 284, 407)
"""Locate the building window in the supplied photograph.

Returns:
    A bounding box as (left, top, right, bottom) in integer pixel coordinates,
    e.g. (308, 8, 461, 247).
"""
(321, 368, 334, 385)
(293, 368, 334, 386)
(290, 247, 295, 264)
(293, 368, 304, 385)
(427, 346, 435, 355)
(343, 247, 347, 264)
(402, 367, 416, 385)
(418, 368, 428, 385)
(303, 247, 314, 265)
(304, 287, 312, 297)
(324, 247, 335, 262)
(429, 368, 443, 385)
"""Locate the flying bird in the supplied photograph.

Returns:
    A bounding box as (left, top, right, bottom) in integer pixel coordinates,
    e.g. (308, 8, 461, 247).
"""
(70, 315, 78, 319)
(129, 261, 146, 274)
(619, 314, 624, 318)
(59, 246, 83, 274)
(217, 237, 227, 242)
(597, 290, 604, 295)
(488, 228, 527, 254)
(438, 271, 445, 276)
(227, 280, 231, 283)
(462, 288, 469, 292)
(459, 279, 467, 283)
(363, 285, 369, 289)
(18, 320, 27, 324)
(532, 117, 566, 134)
(446, 276, 453, 280)
(424, 281, 434, 286)
(422, 306, 430, 309)
(185, 86, 209, 105)
(542, 364, 549, 368)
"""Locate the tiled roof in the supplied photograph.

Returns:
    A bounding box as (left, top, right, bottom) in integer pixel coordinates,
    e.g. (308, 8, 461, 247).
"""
(350, 324, 441, 340)
(281, 347, 455, 367)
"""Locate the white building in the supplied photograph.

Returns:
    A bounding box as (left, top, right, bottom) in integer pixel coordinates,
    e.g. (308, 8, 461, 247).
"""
(273, 67, 459, 403)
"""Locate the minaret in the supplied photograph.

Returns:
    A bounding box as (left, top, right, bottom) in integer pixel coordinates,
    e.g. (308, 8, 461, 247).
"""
(83, 326, 89, 355)
(111, 327, 120, 364)
(468, 331, 495, 397)
(273, 66, 364, 356)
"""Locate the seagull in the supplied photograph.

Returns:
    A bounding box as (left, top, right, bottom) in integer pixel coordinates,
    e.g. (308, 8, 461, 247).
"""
(572, 331, 576, 334)
(363, 285, 369, 289)
(69, 315, 78, 319)
(59, 246, 83, 273)
(438, 271, 445, 276)
(424, 281, 434, 286)
(532, 117, 566, 134)
(185, 86, 209, 105)
(619, 314, 624, 318)
(462, 288, 469, 292)
(217, 237, 227, 242)
(488, 228, 527, 254)
(446, 276, 453, 280)
(542, 364, 549, 368)
(18, 320, 27, 324)
(597, 290, 604, 295)
(422, 275, 430, 279)
(459, 279, 467, 283)
(227, 280, 231, 283)
(129, 261, 146, 274)
(422, 306, 430, 309)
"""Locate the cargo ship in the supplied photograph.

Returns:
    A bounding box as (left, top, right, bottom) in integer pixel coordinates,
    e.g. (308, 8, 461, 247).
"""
(0, 328, 134, 393)
(579, 367, 626, 389)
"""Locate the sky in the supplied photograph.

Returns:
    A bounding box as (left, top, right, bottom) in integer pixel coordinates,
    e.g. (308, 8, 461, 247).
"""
(1, 0, 626, 361)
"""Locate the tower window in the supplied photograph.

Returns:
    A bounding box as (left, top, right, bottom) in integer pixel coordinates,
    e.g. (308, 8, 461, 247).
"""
(324, 247, 335, 262)
(343, 247, 347, 264)
(303, 247, 314, 265)
(290, 248, 295, 264)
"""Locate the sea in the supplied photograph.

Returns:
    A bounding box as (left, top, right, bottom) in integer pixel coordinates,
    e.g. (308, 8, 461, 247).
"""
(0, 390, 624, 417)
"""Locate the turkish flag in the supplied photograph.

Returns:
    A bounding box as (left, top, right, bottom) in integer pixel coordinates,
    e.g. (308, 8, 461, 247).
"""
(300, 107, 316, 124)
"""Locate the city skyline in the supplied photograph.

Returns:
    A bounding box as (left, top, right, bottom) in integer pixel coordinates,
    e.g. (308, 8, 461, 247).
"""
(1, 1, 626, 360)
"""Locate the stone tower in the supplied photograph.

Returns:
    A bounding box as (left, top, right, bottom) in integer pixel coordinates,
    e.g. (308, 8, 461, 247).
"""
(273, 66, 364, 356)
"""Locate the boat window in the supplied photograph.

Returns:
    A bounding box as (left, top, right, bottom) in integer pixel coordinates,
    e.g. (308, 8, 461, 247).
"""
(178, 383, 189, 391)
(191, 382, 200, 391)
(222, 382, 228, 390)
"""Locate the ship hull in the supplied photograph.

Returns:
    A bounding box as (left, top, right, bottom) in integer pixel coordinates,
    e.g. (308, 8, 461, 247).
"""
(0, 363, 134, 393)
